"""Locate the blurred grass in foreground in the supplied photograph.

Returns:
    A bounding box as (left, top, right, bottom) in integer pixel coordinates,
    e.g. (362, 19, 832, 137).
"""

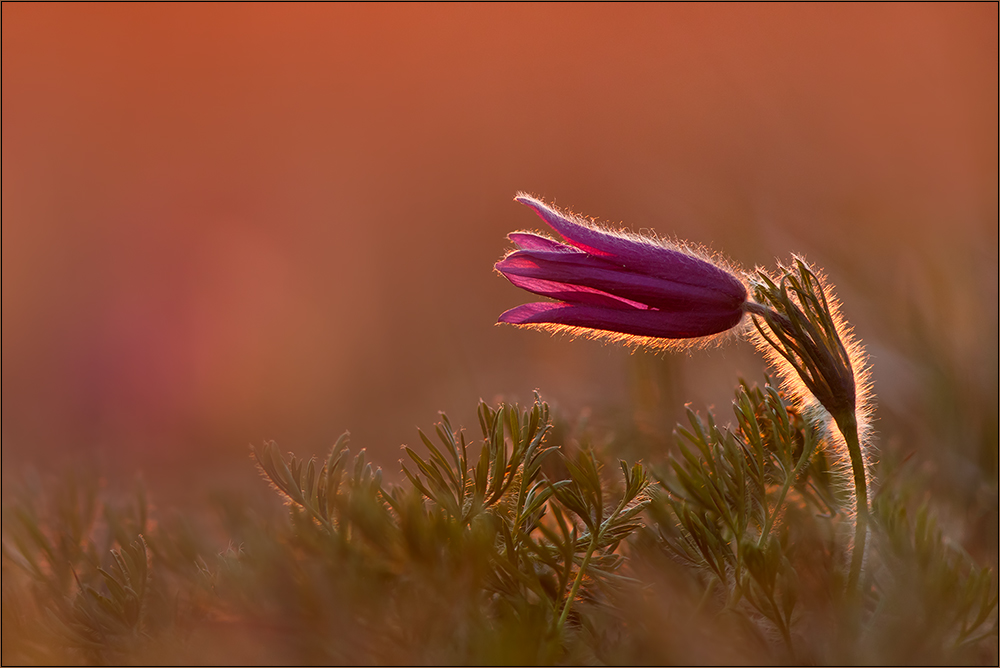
(3, 385, 996, 665)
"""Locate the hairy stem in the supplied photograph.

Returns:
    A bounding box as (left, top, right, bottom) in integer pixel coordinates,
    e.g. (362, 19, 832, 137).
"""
(556, 530, 599, 636)
(838, 413, 868, 594)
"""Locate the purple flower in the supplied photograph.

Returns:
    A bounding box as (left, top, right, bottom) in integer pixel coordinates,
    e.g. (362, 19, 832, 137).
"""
(495, 195, 747, 340)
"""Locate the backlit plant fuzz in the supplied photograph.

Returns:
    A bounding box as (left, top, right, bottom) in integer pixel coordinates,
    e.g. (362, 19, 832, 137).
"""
(496, 195, 876, 592)
(495, 194, 751, 352)
(746, 259, 874, 592)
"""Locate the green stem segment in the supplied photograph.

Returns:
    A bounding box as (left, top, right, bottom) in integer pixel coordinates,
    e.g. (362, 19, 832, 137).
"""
(556, 536, 598, 635)
(555, 489, 635, 637)
(837, 413, 868, 595)
(758, 430, 818, 549)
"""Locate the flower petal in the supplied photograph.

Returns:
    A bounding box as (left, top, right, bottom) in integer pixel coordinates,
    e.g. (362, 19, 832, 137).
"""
(501, 273, 648, 310)
(496, 250, 739, 311)
(498, 301, 744, 339)
(515, 194, 745, 308)
(508, 232, 580, 253)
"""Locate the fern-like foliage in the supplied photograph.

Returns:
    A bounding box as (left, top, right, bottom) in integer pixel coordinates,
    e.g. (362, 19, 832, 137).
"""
(643, 380, 830, 658)
(866, 490, 999, 664)
(248, 393, 651, 663)
(2, 390, 994, 665)
(1, 474, 167, 665)
(43, 537, 150, 657)
(637, 378, 997, 664)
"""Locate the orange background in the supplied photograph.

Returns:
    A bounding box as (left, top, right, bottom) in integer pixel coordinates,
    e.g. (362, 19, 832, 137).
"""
(3, 4, 997, 498)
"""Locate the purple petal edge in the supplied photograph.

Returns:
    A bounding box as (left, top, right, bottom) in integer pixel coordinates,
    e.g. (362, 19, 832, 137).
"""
(498, 301, 743, 339)
(508, 232, 579, 253)
(514, 194, 746, 307)
(500, 273, 648, 310)
(496, 250, 741, 311)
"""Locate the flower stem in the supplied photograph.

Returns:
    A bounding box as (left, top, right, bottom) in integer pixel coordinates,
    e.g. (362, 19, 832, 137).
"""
(555, 531, 599, 636)
(758, 430, 817, 549)
(766, 588, 795, 658)
(837, 413, 868, 595)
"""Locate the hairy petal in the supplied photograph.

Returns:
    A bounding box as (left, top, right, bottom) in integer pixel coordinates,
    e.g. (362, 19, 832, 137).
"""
(497, 250, 740, 311)
(508, 232, 580, 253)
(515, 194, 746, 308)
(501, 273, 649, 310)
(498, 301, 744, 339)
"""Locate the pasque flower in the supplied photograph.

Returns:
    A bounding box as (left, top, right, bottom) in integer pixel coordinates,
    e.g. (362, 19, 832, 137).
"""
(495, 193, 876, 597)
(496, 195, 748, 342)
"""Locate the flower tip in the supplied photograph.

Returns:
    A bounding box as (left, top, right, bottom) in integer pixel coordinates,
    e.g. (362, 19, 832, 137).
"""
(513, 192, 536, 205)
(514, 194, 546, 216)
(496, 306, 524, 325)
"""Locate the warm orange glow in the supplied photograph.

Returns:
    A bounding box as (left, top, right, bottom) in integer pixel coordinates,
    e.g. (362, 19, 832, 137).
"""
(3, 4, 996, 495)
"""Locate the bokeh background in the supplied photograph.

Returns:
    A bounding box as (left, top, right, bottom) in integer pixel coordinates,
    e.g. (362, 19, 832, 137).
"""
(3, 4, 997, 548)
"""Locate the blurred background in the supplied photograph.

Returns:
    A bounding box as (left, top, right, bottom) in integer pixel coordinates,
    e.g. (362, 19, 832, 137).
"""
(2, 4, 996, 550)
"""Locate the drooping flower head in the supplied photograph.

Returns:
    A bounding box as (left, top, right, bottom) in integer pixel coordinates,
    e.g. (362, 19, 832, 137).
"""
(494, 193, 875, 592)
(495, 194, 748, 349)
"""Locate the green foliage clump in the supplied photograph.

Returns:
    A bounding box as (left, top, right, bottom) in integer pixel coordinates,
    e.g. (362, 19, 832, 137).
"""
(2, 389, 996, 665)
(248, 394, 651, 664)
(630, 379, 997, 664)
